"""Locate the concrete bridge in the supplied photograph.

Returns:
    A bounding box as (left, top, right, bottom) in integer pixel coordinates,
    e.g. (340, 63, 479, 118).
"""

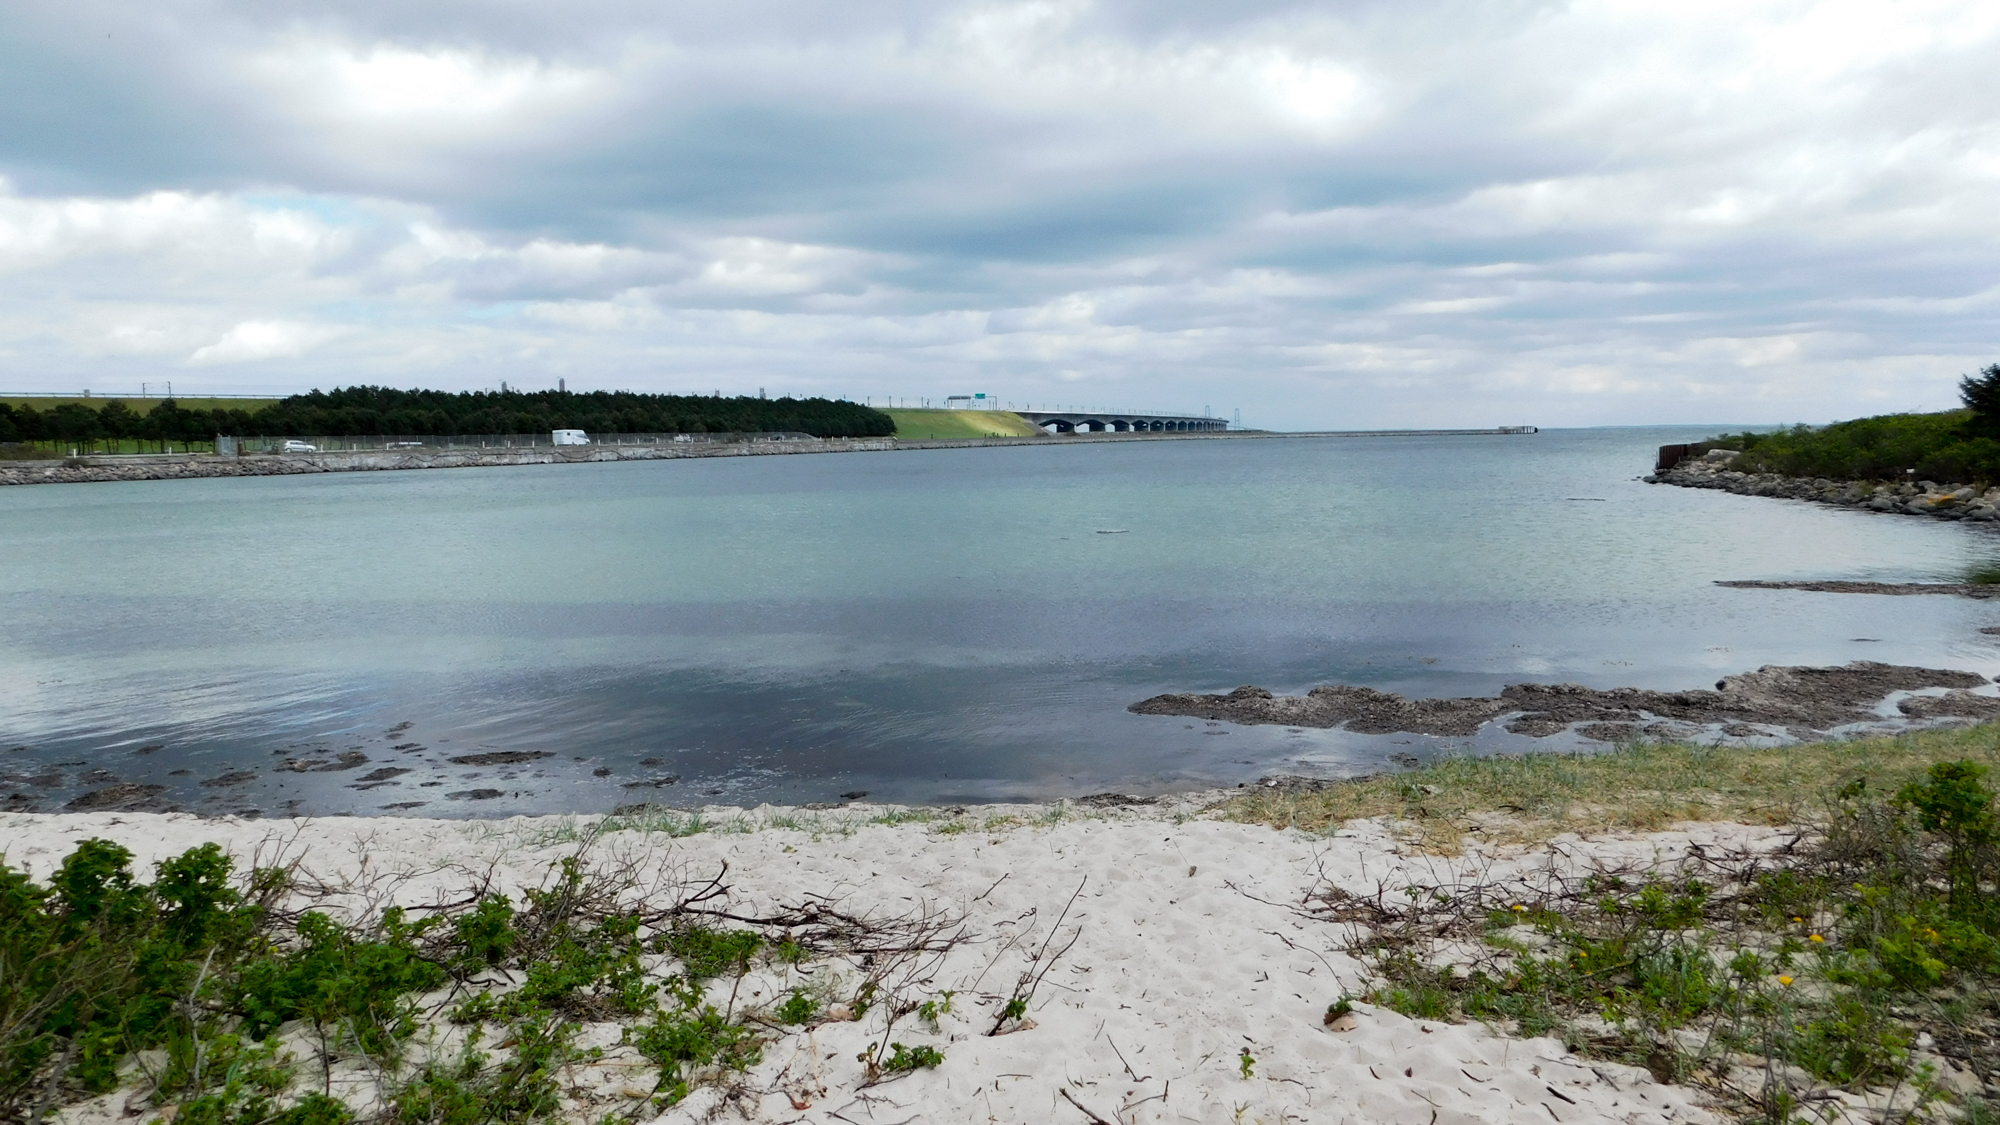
(1014, 410, 1227, 433)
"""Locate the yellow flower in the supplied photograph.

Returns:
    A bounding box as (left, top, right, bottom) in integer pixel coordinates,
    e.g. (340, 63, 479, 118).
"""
(1791, 915, 1804, 924)
(1512, 904, 1528, 913)
(1808, 934, 1824, 944)
(1777, 975, 1794, 986)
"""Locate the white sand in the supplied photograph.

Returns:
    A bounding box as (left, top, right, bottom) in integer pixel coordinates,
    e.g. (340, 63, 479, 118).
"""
(1, 803, 1774, 1125)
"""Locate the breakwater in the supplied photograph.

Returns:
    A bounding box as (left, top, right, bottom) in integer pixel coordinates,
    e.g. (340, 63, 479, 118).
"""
(1648, 449, 2000, 522)
(0, 426, 1537, 486)
(0, 431, 1163, 486)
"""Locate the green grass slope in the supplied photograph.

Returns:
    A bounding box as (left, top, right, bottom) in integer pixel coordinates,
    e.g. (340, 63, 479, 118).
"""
(881, 408, 1045, 439)
(0, 396, 280, 415)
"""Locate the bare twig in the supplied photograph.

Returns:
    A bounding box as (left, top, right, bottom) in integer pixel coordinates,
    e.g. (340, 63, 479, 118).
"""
(1058, 1085, 1115, 1125)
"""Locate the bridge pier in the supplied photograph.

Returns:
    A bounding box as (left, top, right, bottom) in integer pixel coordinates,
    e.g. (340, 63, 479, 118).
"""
(1014, 409, 1226, 434)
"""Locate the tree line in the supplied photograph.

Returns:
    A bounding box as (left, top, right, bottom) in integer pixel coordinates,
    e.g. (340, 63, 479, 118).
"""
(0, 387, 896, 444)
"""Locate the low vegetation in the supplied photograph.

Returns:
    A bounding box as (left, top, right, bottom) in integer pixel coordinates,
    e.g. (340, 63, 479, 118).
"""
(1218, 722, 2000, 848)
(1223, 726, 2000, 1121)
(1691, 362, 2000, 485)
(1315, 759, 1999, 1123)
(0, 844, 958, 1125)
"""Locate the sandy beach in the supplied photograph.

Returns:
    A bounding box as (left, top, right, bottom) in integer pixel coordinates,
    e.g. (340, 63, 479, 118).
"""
(2, 800, 1770, 1125)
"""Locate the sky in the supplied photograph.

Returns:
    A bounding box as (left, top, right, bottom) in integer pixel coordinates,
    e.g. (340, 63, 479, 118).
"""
(1, 0, 1997, 429)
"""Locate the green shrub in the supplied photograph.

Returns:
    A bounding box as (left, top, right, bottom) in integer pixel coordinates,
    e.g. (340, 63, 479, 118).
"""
(630, 999, 761, 1105)
(1899, 760, 1997, 917)
(0, 841, 268, 1114)
(505, 912, 653, 1019)
(1784, 994, 1909, 1085)
(1361, 760, 2000, 1120)
(1723, 412, 1995, 482)
(880, 1043, 943, 1073)
(391, 1017, 573, 1125)
(0, 845, 797, 1125)
(272, 1094, 355, 1125)
(448, 896, 516, 973)
(230, 910, 446, 1056)
(658, 926, 760, 981)
(775, 991, 818, 1025)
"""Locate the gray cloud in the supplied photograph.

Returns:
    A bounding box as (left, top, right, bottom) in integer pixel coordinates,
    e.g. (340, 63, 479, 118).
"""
(0, 0, 1996, 427)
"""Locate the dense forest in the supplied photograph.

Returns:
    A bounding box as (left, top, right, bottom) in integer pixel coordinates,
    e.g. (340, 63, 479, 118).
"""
(1698, 362, 2000, 485)
(0, 387, 896, 444)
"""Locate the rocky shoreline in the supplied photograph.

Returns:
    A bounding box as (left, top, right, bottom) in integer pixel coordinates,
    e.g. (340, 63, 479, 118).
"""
(0, 437, 907, 486)
(1647, 448, 2000, 521)
(1129, 661, 2000, 740)
(0, 429, 1287, 487)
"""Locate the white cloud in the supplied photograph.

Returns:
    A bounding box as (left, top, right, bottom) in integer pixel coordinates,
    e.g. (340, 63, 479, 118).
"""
(0, 0, 1996, 422)
(687, 238, 890, 296)
(0, 186, 340, 273)
(187, 321, 342, 365)
(240, 39, 614, 164)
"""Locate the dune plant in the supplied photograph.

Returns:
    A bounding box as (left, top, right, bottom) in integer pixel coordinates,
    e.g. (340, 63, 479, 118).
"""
(1341, 760, 1999, 1121)
(1, 839, 964, 1125)
(0, 840, 273, 1117)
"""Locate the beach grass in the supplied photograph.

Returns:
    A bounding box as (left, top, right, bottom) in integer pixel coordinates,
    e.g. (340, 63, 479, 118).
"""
(1217, 723, 2000, 844)
(880, 408, 1044, 440)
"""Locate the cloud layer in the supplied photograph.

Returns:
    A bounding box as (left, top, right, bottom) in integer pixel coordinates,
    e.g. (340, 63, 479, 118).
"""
(2, 0, 1997, 426)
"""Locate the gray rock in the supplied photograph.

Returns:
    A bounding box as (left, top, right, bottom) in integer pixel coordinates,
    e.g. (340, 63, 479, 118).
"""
(64, 783, 170, 812)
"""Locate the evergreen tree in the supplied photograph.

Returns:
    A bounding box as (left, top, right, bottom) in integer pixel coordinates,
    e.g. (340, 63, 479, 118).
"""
(1960, 363, 2000, 434)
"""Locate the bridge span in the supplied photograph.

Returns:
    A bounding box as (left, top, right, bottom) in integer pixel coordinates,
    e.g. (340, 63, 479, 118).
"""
(1014, 410, 1226, 433)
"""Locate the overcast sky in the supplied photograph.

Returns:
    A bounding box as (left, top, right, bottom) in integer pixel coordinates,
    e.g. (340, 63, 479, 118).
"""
(2, 0, 1996, 428)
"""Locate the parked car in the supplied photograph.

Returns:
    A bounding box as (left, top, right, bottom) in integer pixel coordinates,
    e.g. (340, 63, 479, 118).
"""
(552, 429, 589, 446)
(281, 439, 318, 453)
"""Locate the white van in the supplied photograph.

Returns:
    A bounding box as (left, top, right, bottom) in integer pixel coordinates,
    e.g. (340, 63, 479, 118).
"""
(552, 429, 589, 446)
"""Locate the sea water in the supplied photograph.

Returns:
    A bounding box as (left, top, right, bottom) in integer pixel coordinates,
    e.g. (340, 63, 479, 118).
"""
(5, 427, 2000, 816)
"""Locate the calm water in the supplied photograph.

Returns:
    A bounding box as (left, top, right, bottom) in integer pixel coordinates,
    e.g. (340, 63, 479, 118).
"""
(6, 427, 2000, 817)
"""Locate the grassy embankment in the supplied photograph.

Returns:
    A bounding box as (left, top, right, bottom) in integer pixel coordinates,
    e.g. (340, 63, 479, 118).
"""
(1698, 409, 2000, 486)
(1223, 727, 2000, 1122)
(879, 408, 1045, 440)
(0, 397, 281, 415)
